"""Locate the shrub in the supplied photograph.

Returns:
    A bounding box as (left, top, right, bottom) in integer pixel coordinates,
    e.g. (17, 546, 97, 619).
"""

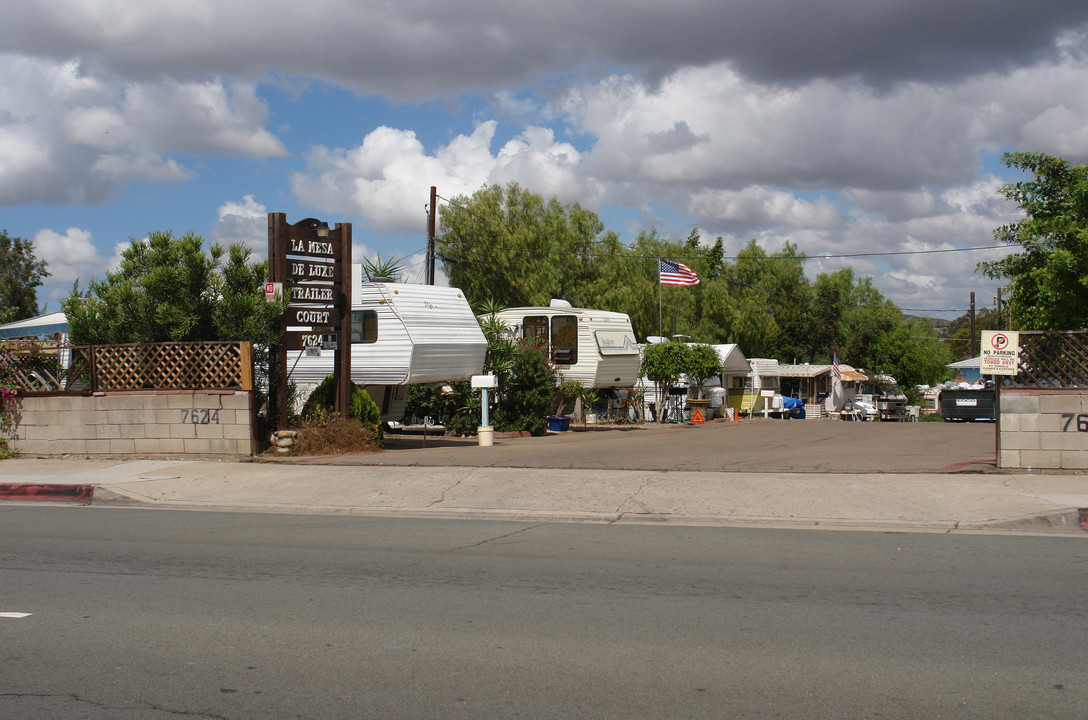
(302, 374, 381, 431)
(493, 341, 555, 435)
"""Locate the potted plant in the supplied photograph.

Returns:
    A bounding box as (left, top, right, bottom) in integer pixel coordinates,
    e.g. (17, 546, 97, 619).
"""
(548, 378, 584, 432)
(580, 388, 600, 425)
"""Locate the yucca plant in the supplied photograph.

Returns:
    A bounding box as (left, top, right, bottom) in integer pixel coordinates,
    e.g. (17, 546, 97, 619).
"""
(361, 253, 405, 281)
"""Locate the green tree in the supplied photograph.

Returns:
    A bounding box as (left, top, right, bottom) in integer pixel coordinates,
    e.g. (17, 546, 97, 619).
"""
(719, 240, 812, 359)
(851, 316, 952, 390)
(64, 231, 284, 347)
(640, 340, 691, 400)
(0, 230, 50, 323)
(438, 182, 611, 309)
(979, 151, 1088, 330)
(64, 231, 222, 344)
(685, 343, 724, 400)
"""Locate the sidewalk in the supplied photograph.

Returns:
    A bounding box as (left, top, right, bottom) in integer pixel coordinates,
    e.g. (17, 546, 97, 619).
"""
(2, 456, 1087, 533)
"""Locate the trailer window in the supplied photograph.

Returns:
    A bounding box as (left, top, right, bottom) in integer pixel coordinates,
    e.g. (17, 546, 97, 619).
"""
(351, 310, 378, 343)
(551, 315, 577, 365)
(523, 316, 549, 347)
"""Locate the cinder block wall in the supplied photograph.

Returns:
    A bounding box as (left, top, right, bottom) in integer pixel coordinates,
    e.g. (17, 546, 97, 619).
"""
(3, 391, 254, 457)
(999, 389, 1088, 470)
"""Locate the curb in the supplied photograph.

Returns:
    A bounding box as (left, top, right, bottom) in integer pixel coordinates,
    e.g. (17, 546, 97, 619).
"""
(0, 483, 96, 504)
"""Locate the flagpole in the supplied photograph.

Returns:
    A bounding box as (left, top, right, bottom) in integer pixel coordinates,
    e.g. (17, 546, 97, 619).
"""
(657, 257, 663, 339)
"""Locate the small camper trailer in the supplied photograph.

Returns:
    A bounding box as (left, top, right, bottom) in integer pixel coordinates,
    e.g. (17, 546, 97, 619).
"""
(286, 267, 487, 420)
(490, 301, 640, 388)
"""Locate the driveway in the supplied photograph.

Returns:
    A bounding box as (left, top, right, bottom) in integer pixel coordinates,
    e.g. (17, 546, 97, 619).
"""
(297, 419, 997, 474)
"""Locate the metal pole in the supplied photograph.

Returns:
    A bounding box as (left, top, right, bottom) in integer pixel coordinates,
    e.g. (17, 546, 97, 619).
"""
(657, 258, 663, 339)
(428, 186, 437, 285)
(969, 291, 976, 357)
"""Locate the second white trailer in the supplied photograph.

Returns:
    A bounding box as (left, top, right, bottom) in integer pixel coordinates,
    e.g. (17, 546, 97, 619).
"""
(490, 301, 641, 388)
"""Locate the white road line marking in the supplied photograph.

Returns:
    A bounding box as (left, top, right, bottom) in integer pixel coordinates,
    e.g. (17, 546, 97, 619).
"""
(0, 612, 32, 618)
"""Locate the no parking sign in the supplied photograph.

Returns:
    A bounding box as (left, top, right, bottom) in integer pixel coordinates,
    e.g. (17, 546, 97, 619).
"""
(980, 330, 1019, 375)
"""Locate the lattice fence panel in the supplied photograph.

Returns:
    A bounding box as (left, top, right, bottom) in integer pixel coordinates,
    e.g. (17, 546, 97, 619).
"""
(1001, 331, 1088, 389)
(3, 342, 251, 394)
(93, 342, 251, 391)
(0, 344, 93, 393)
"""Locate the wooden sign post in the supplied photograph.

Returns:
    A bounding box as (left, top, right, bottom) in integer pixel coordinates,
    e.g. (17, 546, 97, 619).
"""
(268, 213, 352, 429)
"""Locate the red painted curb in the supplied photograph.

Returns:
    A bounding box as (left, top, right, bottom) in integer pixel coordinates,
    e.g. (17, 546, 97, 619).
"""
(0, 484, 96, 503)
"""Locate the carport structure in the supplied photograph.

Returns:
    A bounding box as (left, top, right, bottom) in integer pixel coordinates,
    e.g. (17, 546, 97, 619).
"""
(779, 362, 866, 407)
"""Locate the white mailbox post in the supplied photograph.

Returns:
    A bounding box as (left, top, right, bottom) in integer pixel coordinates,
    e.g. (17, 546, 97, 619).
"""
(471, 374, 498, 446)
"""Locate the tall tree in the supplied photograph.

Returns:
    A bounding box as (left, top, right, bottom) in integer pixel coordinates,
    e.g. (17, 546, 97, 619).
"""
(438, 183, 610, 309)
(63, 231, 283, 348)
(979, 151, 1088, 330)
(65, 231, 221, 344)
(0, 230, 50, 323)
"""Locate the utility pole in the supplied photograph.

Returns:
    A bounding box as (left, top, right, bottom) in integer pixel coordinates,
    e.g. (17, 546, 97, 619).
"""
(969, 292, 976, 357)
(996, 287, 1003, 332)
(427, 186, 437, 285)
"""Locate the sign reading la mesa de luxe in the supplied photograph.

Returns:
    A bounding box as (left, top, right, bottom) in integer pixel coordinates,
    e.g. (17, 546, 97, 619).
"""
(980, 330, 1020, 376)
(267, 213, 352, 423)
(272, 223, 346, 339)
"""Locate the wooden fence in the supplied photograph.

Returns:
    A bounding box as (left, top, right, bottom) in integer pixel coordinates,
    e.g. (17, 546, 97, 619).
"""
(0, 341, 253, 394)
(1000, 331, 1088, 389)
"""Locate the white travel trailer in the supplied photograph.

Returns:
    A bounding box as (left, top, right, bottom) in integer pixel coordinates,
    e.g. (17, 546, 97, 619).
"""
(489, 300, 641, 388)
(287, 266, 487, 420)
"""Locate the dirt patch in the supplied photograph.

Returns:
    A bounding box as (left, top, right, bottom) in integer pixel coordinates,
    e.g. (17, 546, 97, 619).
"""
(269, 417, 382, 456)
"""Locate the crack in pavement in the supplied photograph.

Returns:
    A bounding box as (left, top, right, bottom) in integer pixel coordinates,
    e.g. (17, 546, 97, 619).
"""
(425, 470, 476, 508)
(614, 476, 651, 515)
(441, 524, 544, 554)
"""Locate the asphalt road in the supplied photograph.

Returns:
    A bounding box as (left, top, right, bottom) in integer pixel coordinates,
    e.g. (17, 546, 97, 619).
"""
(3, 507, 1085, 719)
(315, 418, 997, 473)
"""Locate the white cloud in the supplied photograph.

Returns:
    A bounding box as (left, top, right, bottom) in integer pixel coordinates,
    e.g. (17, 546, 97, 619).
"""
(212, 194, 268, 256)
(0, 55, 285, 206)
(687, 187, 842, 231)
(32, 227, 111, 305)
(291, 122, 588, 233)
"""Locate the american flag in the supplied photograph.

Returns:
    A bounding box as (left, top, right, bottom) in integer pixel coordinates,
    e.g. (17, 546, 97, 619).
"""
(833, 351, 841, 382)
(659, 259, 700, 286)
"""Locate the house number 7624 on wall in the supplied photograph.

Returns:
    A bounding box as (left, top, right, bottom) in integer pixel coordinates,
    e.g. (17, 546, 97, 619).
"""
(181, 409, 220, 425)
(1060, 413, 1088, 432)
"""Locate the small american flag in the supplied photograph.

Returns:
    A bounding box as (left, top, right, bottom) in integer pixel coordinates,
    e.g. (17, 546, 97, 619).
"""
(833, 351, 841, 382)
(659, 259, 700, 286)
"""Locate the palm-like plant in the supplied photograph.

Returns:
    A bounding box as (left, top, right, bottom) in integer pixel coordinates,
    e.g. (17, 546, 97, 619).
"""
(361, 253, 405, 281)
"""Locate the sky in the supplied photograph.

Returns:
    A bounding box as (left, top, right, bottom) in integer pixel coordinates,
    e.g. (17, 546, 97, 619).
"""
(3, 1, 1088, 321)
